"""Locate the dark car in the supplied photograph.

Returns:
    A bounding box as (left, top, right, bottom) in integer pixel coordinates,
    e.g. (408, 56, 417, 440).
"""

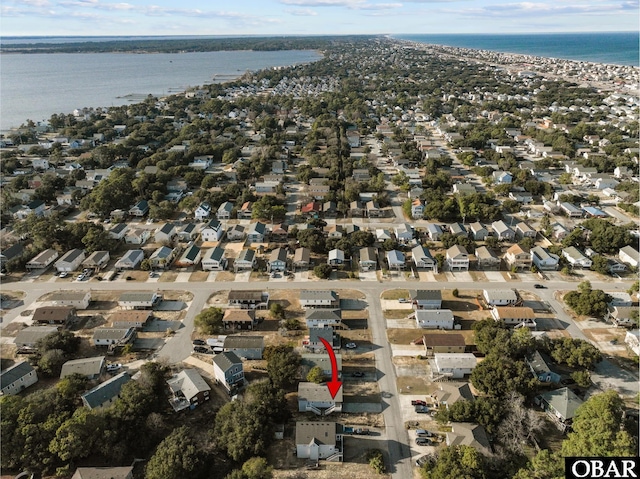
(193, 346, 210, 354)
(192, 339, 206, 346)
(415, 438, 432, 446)
(352, 371, 365, 378)
(415, 405, 429, 413)
(411, 399, 427, 406)
(534, 284, 546, 289)
(416, 429, 434, 437)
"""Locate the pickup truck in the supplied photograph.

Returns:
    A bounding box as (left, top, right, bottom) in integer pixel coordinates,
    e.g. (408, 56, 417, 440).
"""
(343, 426, 370, 435)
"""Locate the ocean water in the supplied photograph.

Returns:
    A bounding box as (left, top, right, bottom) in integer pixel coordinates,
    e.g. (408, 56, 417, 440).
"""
(0, 49, 321, 131)
(395, 32, 639, 67)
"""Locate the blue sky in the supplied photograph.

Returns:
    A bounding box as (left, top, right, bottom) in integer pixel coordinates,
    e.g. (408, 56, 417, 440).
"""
(1, 0, 638, 36)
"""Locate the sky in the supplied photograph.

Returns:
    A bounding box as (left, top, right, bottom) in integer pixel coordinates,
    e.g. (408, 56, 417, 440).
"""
(1, 0, 638, 37)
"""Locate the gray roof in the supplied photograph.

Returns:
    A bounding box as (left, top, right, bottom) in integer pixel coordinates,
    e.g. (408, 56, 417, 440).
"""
(83, 250, 109, 265)
(270, 247, 287, 263)
(28, 248, 59, 265)
(0, 361, 35, 388)
(116, 249, 144, 265)
(359, 247, 377, 263)
(119, 292, 156, 302)
(309, 326, 335, 343)
(60, 356, 105, 378)
(296, 421, 336, 446)
(81, 372, 131, 409)
(223, 335, 264, 350)
(435, 383, 475, 405)
(300, 290, 339, 301)
(410, 290, 441, 301)
(527, 350, 556, 376)
(110, 223, 128, 235)
(150, 246, 174, 260)
(447, 423, 491, 454)
(92, 327, 134, 342)
(411, 244, 433, 261)
(181, 244, 200, 262)
(72, 466, 134, 479)
(167, 369, 211, 402)
(539, 387, 583, 420)
(15, 326, 59, 346)
(57, 248, 84, 264)
(213, 351, 242, 372)
(386, 250, 405, 264)
(301, 353, 343, 371)
(305, 309, 341, 321)
(50, 291, 90, 301)
(298, 381, 343, 402)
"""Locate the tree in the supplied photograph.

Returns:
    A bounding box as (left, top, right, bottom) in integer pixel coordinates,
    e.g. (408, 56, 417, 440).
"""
(548, 338, 602, 370)
(471, 353, 537, 397)
(306, 366, 326, 383)
(367, 449, 385, 474)
(313, 264, 333, 279)
(241, 457, 273, 479)
(214, 401, 270, 462)
(194, 307, 223, 334)
(420, 445, 486, 479)
(145, 426, 204, 479)
(35, 330, 81, 355)
(512, 450, 564, 479)
(266, 346, 300, 390)
(37, 348, 67, 377)
(269, 303, 285, 320)
(571, 369, 592, 388)
(590, 254, 610, 275)
(496, 392, 545, 453)
(564, 283, 611, 318)
(561, 390, 636, 457)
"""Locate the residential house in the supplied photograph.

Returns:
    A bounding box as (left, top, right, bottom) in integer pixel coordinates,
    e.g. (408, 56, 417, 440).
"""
(201, 246, 227, 271)
(551, 222, 570, 241)
(483, 289, 519, 307)
(60, 356, 105, 379)
(175, 244, 201, 267)
(491, 306, 537, 329)
(305, 326, 340, 353)
(366, 200, 383, 218)
(212, 351, 244, 393)
(227, 225, 245, 241)
(295, 422, 342, 461)
(11, 199, 47, 220)
(15, 326, 59, 348)
(55, 249, 86, 272)
(446, 245, 469, 271)
(536, 387, 583, 432)
(409, 290, 442, 310)
(167, 369, 211, 411)
(71, 467, 133, 479)
(234, 249, 256, 272)
(237, 201, 253, 219)
(298, 382, 343, 415)
(492, 220, 515, 241)
(305, 309, 342, 329)
(560, 202, 583, 218)
(475, 246, 500, 270)
(118, 292, 161, 309)
(294, 247, 311, 270)
(531, 246, 560, 270)
(301, 353, 343, 379)
(149, 246, 176, 269)
(82, 372, 131, 410)
(270, 223, 289, 243)
(268, 248, 288, 272)
(246, 222, 267, 243)
(431, 353, 477, 379)
(607, 292, 633, 307)
(323, 201, 338, 219)
(82, 251, 110, 271)
(328, 249, 345, 266)
(49, 291, 91, 310)
(0, 362, 38, 396)
(395, 223, 414, 243)
(92, 326, 136, 347)
(222, 309, 256, 330)
(115, 249, 144, 270)
(453, 183, 476, 195)
(446, 423, 491, 456)
(128, 200, 149, 217)
(177, 223, 199, 242)
(201, 219, 224, 242)
(422, 333, 466, 356)
(412, 245, 437, 271)
(228, 290, 269, 309)
(109, 310, 152, 330)
(124, 228, 150, 245)
(493, 170, 512, 184)
(619, 246, 640, 268)
(606, 306, 637, 328)
(504, 244, 532, 271)
(414, 309, 455, 330)
(515, 222, 536, 239)
(223, 335, 264, 359)
(325, 224, 344, 239)
(376, 229, 392, 242)
(468, 222, 488, 241)
(33, 306, 75, 325)
(0, 243, 24, 270)
(359, 247, 377, 272)
(300, 291, 340, 309)
(386, 250, 405, 271)
(527, 351, 561, 383)
(434, 383, 474, 409)
(625, 330, 640, 356)
(562, 246, 592, 269)
(309, 182, 331, 199)
(217, 201, 234, 220)
(411, 199, 424, 219)
(350, 200, 365, 217)
(194, 202, 212, 221)
(26, 248, 59, 270)
(509, 191, 533, 204)
(301, 201, 322, 218)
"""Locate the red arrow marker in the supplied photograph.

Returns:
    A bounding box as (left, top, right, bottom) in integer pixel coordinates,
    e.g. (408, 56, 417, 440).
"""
(319, 337, 342, 399)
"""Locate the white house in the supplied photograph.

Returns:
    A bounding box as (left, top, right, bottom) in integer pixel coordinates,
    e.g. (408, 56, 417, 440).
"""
(413, 309, 455, 329)
(492, 220, 515, 241)
(298, 382, 343, 416)
(234, 249, 256, 272)
(108, 223, 128, 240)
(124, 228, 151, 245)
(175, 244, 201, 267)
(0, 362, 38, 396)
(201, 246, 227, 271)
(194, 202, 212, 221)
(217, 201, 234, 220)
(491, 307, 537, 329)
(149, 246, 176, 269)
(305, 309, 342, 329)
(531, 246, 560, 271)
(118, 292, 161, 309)
(92, 327, 136, 347)
(26, 248, 59, 270)
(328, 249, 345, 266)
(431, 353, 477, 379)
(427, 223, 443, 241)
(394, 223, 414, 243)
(483, 289, 518, 307)
(410, 290, 442, 310)
(295, 422, 342, 462)
(55, 249, 86, 272)
(412, 245, 437, 271)
(299, 290, 340, 309)
(83, 250, 110, 271)
(446, 245, 469, 271)
(625, 330, 640, 356)
(246, 222, 267, 243)
(386, 250, 405, 270)
(201, 219, 225, 242)
(155, 223, 178, 243)
(49, 291, 91, 310)
(562, 246, 592, 269)
(619, 246, 639, 268)
(115, 249, 144, 270)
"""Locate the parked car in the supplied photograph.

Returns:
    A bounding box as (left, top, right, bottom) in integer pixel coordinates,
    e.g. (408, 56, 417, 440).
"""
(415, 455, 433, 467)
(345, 342, 357, 349)
(192, 339, 206, 346)
(59, 272, 68, 278)
(398, 298, 410, 303)
(354, 428, 370, 435)
(352, 371, 365, 378)
(416, 429, 434, 437)
(193, 346, 211, 354)
(77, 274, 86, 281)
(534, 284, 546, 289)
(415, 438, 432, 446)
(411, 400, 427, 406)
(106, 363, 122, 372)
(415, 405, 429, 413)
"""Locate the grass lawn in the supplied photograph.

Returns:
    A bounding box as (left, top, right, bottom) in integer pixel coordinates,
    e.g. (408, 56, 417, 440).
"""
(384, 309, 412, 319)
(381, 289, 410, 300)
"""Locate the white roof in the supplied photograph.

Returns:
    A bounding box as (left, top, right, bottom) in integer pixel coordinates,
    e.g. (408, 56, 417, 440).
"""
(434, 353, 477, 369)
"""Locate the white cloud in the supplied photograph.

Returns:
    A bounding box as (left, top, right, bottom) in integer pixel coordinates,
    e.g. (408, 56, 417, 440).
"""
(286, 7, 319, 14)
(449, 0, 639, 16)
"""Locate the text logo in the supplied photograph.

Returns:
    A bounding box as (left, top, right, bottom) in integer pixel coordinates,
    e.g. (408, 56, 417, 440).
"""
(565, 457, 639, 479)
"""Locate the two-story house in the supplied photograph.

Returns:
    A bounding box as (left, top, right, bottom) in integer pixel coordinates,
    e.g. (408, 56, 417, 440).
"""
(212, 351, 244, 393)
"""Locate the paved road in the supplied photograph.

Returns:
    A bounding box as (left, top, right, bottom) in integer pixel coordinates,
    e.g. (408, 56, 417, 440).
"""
(1, 277, 635, 479)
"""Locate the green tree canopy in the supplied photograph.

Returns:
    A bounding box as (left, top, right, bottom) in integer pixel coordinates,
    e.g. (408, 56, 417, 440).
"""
(420, 445, 486, 479)
(194, 307, 223, 334)
(145, 426, 204, 479)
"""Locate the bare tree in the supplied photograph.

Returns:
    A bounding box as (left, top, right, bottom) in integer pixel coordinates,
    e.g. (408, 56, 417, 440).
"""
(497, 392, 545, 453)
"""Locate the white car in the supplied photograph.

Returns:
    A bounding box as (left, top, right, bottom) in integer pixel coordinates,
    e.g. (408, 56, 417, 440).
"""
(59, 272, 68, 278)
(345, 342, 357, 349)
(106, 363, 122, 372)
